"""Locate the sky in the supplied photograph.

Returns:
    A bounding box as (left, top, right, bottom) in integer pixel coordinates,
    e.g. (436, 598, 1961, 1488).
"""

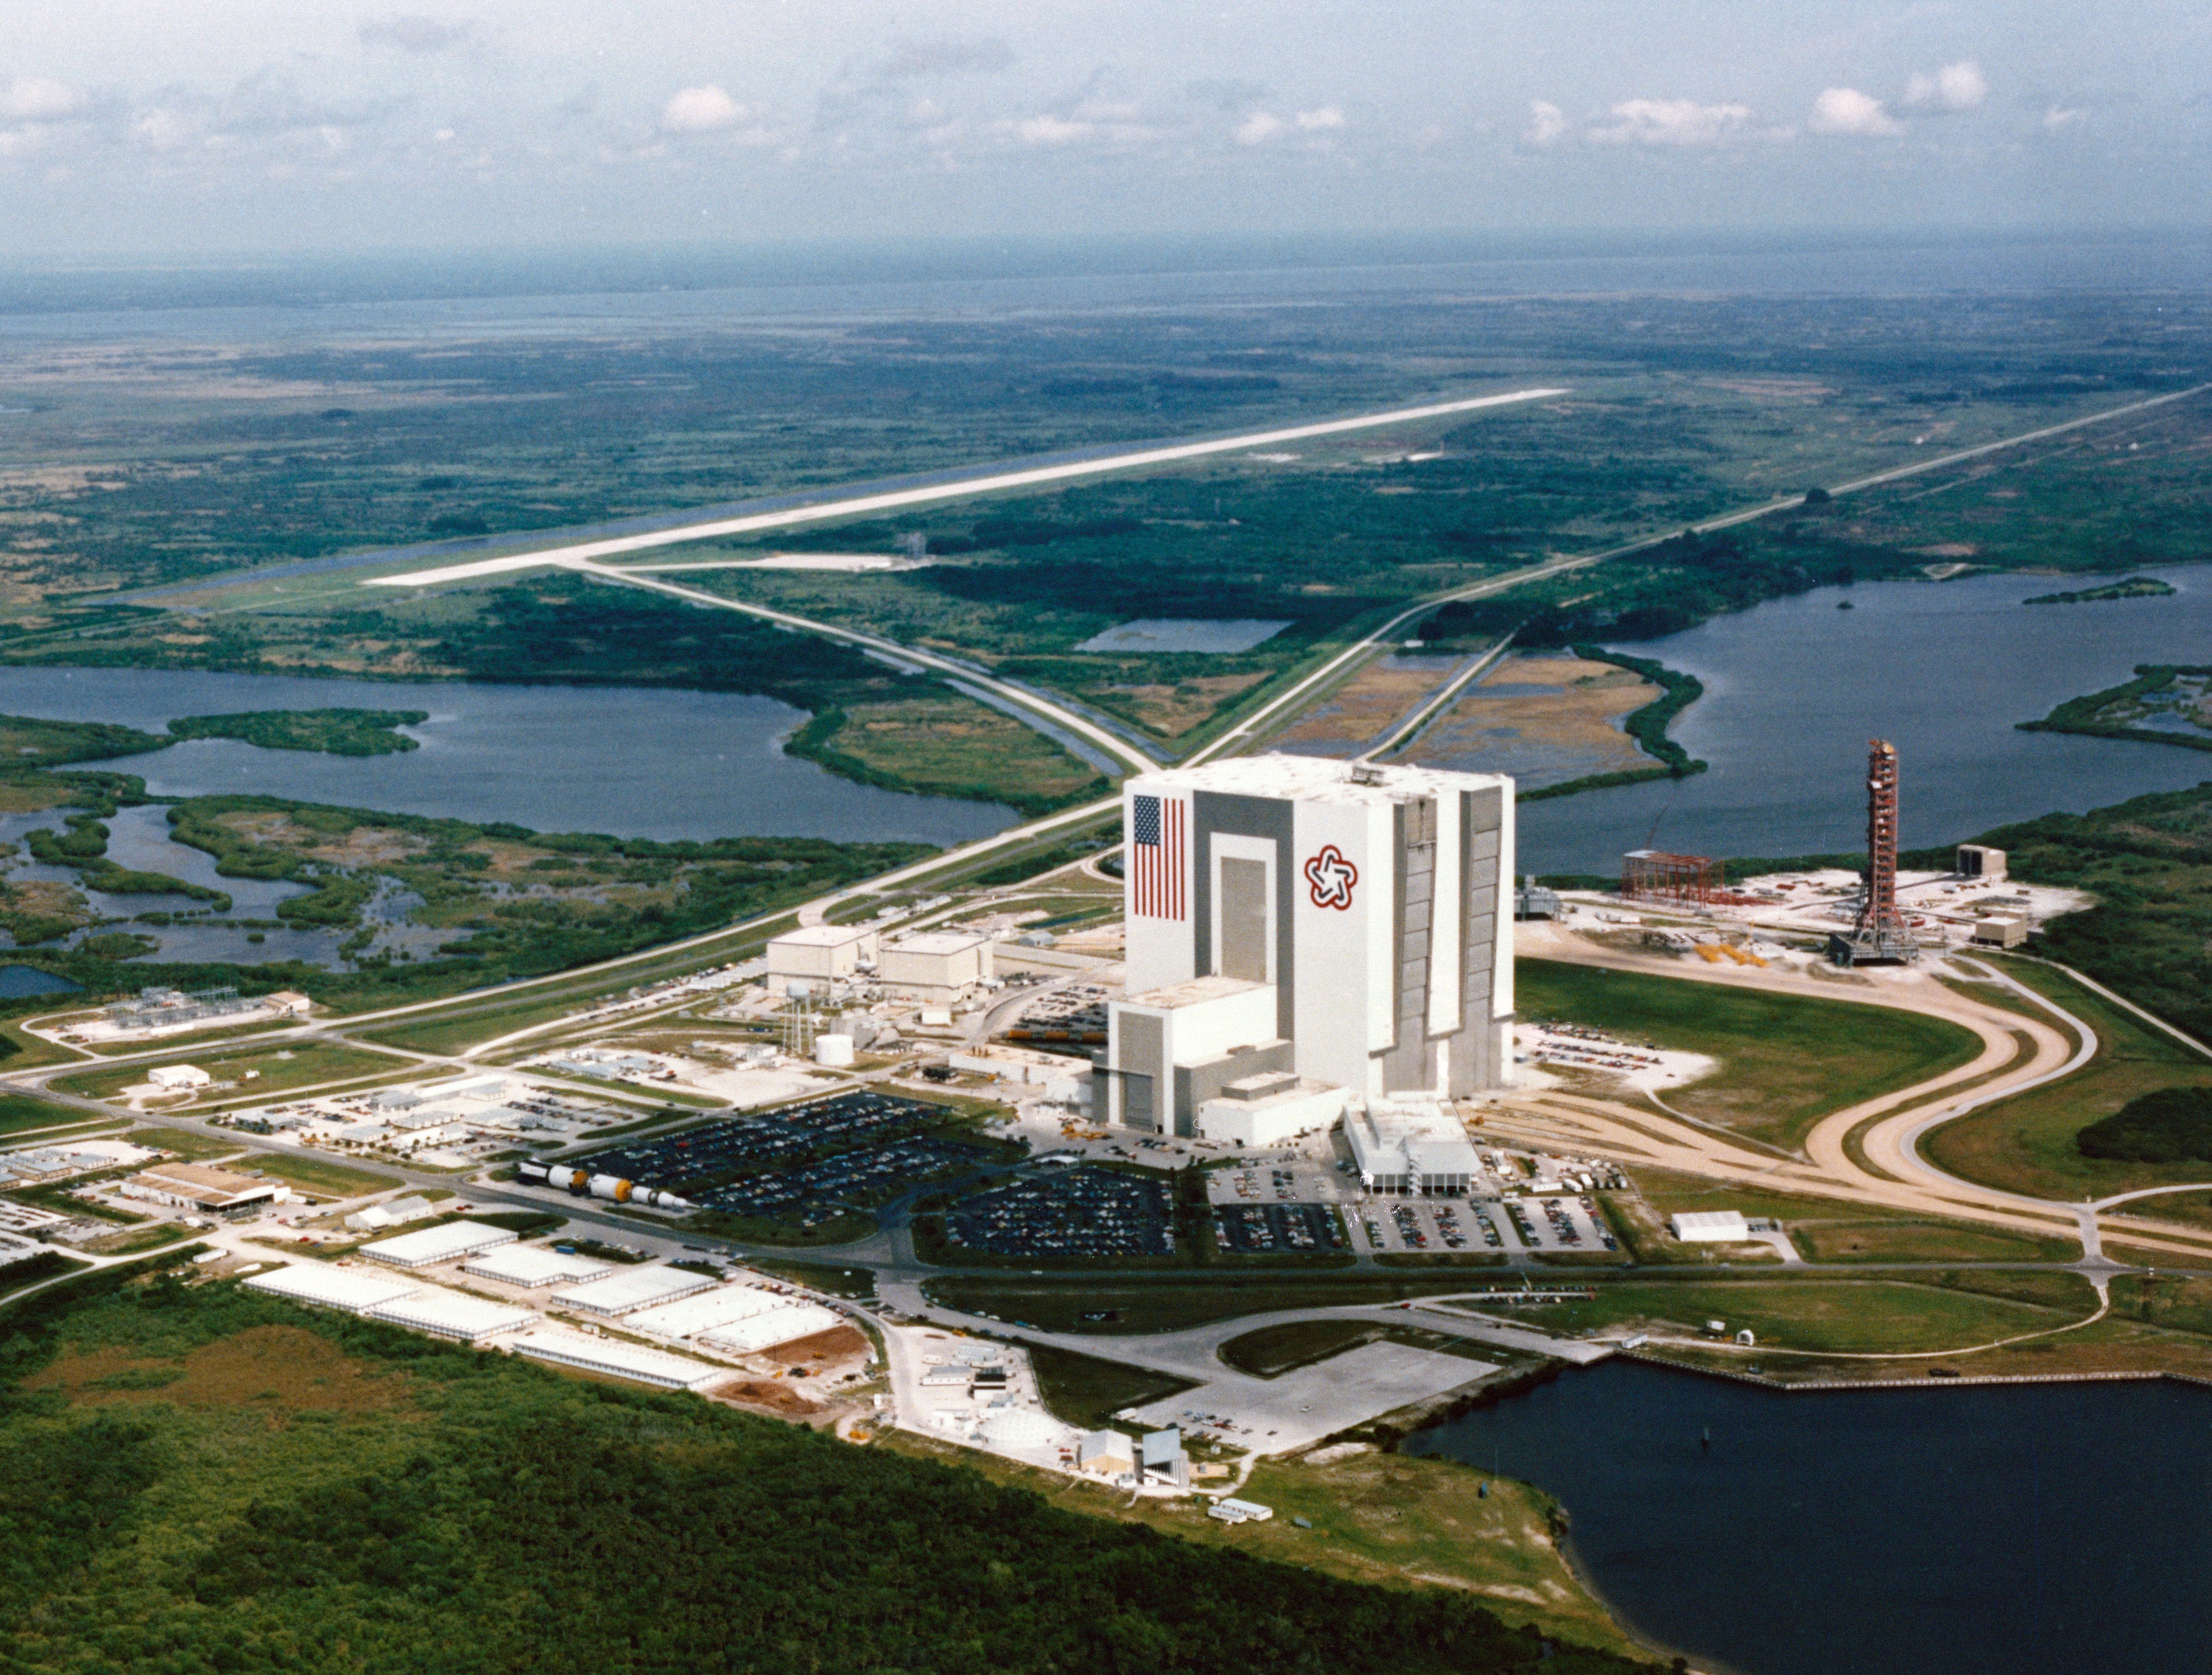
(0, 1, 2201, 256)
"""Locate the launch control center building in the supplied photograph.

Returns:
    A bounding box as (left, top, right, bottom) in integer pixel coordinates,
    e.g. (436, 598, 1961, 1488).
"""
(1103, 754, 1515, 1139)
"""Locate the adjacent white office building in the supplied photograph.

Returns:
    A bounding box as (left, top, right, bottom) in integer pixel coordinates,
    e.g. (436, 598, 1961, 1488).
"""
(1104, 755, 1515, 1136)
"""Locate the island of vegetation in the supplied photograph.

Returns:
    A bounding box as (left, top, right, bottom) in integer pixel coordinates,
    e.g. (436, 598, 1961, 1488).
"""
(2022, 575, 2176, 605)
(2016, 663, 2212, 755)
(166, 707, 431, 755)
(2078, 1087, 2212, 1163)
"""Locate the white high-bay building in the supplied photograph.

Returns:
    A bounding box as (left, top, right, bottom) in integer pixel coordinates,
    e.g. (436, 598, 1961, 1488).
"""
(1104, 754, 1515, 1139)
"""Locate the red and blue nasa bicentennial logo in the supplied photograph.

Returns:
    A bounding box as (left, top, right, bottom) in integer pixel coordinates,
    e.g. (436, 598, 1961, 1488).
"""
(1303, 845, 1358, 910)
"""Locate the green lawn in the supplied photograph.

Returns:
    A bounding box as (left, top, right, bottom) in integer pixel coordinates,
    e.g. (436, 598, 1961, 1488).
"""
(55, 1041, 413, 1104)
(1924, 958, 2212, 1203)
(745, 1260, 878, 1297)
(1517, 958, 1983, 1152)
(233, 1151, 402, 1200)
(0, 1094, 111, 1140)
(123, 1126, 251, 1162)
(1027, 1344, 1198, 1428)
(1500, 1277, 2093, 1354)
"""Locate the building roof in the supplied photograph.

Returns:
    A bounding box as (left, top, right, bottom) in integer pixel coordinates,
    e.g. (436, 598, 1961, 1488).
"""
(359, 1219, 518, 1267)
(244, 1262, 422, 1314)
(698, 1301, 841, 1354)
(769, 924, 876, 948)
(1130, 753, 1509, 808)
(624, 1283, 786, 1339)
(1124, 975, 1270, 1011)
(364, 1285, 536, 1340)
(886, 929, 989, 956)
(130, 1162, 277, 1204)
(550, 1265, 715, 1316)
(1670, 1210, 1749, 1233)
(462, 1244, 613, 1287)
(509, 1329, 732, 1392)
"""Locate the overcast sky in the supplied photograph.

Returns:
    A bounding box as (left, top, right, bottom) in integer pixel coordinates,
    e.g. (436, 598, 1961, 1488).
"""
(0, 1, 2199, 256)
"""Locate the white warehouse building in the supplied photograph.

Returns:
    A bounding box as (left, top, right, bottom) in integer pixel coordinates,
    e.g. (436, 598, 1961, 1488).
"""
(877, 930, 994, 1003)
(765, 924, 879, 997)
(1104, 755, 1515, 1136)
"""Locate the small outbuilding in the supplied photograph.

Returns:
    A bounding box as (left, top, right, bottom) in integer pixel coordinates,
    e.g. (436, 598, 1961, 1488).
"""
(1669, 1210, 1750, 1243)
(147, 1065, 211, 1091)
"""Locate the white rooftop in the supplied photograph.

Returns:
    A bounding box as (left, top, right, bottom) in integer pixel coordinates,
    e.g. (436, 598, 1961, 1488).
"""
(1124, 975, 1270, 1010)
(626, 1283, 786, 1339)
(769, 924, 875, 948)
(698, 1300, 843, 1354)
(887, 930, 990, 954)
(1130, 753, 1510, 808)
(359, 1219, 519, 1268)
(462, 1244, 613, 1287)
(551, 1265, 716, 1316)
(244, 1263, 422, 1314)
(510, 1329, 733, 1392)
(364, 1285, 537, 1341)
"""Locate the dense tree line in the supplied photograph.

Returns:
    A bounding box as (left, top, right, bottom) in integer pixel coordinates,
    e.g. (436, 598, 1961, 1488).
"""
(0, 1273, 1658, 1675)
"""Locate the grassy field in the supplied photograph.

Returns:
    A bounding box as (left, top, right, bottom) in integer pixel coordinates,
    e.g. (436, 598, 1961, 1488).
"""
(924, 1276, 1476, 1335)
(1495, 1278, 2095, 1354)
(1517, 958, 1982, 1152)
(1027, 1343, 1199, 1429)
(232, 1151, 402, 1200)
(743, 1259, 878, 1297)
(880, 1432, 1646, 1661)
(123, 1125, 251, 1162)
(1791, 1218, 2081, 1263)
(54, 1041, 414, 1104)
(1924, 958, 2212, 1204)
(788, 688, 1109, 816)
(1215, 1319, 1501, 1377)
(0, 1094, 110, 1139)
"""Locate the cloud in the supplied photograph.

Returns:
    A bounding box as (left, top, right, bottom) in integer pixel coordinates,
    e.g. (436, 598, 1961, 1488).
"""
(869, 37, 1015, 82)
(1015, 113, 1092, 146)
(1588, 98, 1753, 147)
(1234, 110, 1283, 145)
(1809, 87, 1901, 137)
(0, 77, 89, 122)
(1522, 100, 1566, 147)
(1903, 60, 1987, 112)
(661, 85, 749, 134)
(1294, 106, 1344, 132)
(2044, 105, 2087, 133)
(358, 15, 474, 55)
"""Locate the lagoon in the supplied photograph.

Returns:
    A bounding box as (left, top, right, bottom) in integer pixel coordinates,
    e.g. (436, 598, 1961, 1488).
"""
(0, 667, 1015, 845)
(1521, 561, 2212, 876)
(1403, 1359, 2212, 1675)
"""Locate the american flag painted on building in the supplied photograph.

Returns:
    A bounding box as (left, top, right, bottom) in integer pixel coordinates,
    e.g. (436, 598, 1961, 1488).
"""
(1130, 793, 1185, 920)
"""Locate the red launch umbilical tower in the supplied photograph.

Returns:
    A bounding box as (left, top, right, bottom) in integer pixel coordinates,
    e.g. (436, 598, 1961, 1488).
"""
(1830, 738, 1921, 965)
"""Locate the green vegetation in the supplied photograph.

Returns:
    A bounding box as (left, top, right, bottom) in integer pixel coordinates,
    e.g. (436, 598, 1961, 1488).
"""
(1218, 1319, 1397, 1377)
(55, 1041, 408, 1104)
(123, 1126, 247, 1162)
(2016, 664, 2212, 756)
(233, 1151, 403, 1199)
(1504, 1277, 2094, 1354)
(167, 708, 429, 756)
(0, 1272, 1650, 1675)
(885, 1431, 1646, 1662)
(1516, 957, 1982, 1151)
(2077, 1086, 2212, 1163)
(785, 690, 1110, 816)
(0, 716, 167, 765)
(1517, 646, 1707, 802)
(0, 1251, 87, 1302)
(744, 1259, 877, 1297)
(2023, 576, 2176, 605)
(0, 1094, 104, 1140)
(1027, 1343, 1199, 1429)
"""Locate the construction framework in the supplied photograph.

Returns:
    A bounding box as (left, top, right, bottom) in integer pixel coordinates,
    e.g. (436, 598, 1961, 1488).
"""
(1830, 738, 1921, 966)
(1622, 849, 1722, 908)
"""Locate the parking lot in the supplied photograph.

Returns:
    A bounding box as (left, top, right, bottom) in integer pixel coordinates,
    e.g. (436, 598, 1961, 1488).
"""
(577, 1090, 983, 1230)
(1350, 1192, 1614, 1255)
(1205, 1161, 1356, 1208)
(1211, 1201, 1348, 1255)
(945, 1166, 1175, 1259)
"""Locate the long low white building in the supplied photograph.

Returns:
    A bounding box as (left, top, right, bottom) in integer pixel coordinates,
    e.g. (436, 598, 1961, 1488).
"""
(364, 1286, 536, 1342)
(360, 1219, 518, 1268)
(510, 1329, 735, 1392)
(551, 1265, 717, 1317)
(625, 1284, 786, 1340)
(244, 1263, 422, 1315)
(462, 1244, 614, 1288)
(1670, 1210, 1750, 1243)
(700, 1301, 842, 1354)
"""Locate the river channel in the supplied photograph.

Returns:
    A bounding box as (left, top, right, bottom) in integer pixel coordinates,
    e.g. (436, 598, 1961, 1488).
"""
(1402, 1358, 2212, 1675)
(1520, 561, 2212, 876)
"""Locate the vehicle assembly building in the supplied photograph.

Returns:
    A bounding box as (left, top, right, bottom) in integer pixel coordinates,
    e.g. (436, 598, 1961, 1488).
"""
(1103, 754, 1515, 1137)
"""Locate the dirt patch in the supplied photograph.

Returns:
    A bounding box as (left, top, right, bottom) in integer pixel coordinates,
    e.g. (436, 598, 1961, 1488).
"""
(1404, 653, 1657, 778)
(24, 1325, 416, 1414)
(1277, 654, 1470, 753)
(767, 1324, 869, 1364)
(713, 1378, 827, 1417)
(1093, 672, 1266, 738)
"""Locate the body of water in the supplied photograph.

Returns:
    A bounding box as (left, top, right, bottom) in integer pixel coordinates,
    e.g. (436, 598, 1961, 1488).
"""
(1521, 562, 2212, 876)
(1404, 1359, 2212, 1675)
(0, 667, 1013, 845)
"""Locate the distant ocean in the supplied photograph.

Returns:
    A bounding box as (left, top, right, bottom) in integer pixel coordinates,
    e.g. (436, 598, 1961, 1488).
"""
(2, 227, 2208, 339)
